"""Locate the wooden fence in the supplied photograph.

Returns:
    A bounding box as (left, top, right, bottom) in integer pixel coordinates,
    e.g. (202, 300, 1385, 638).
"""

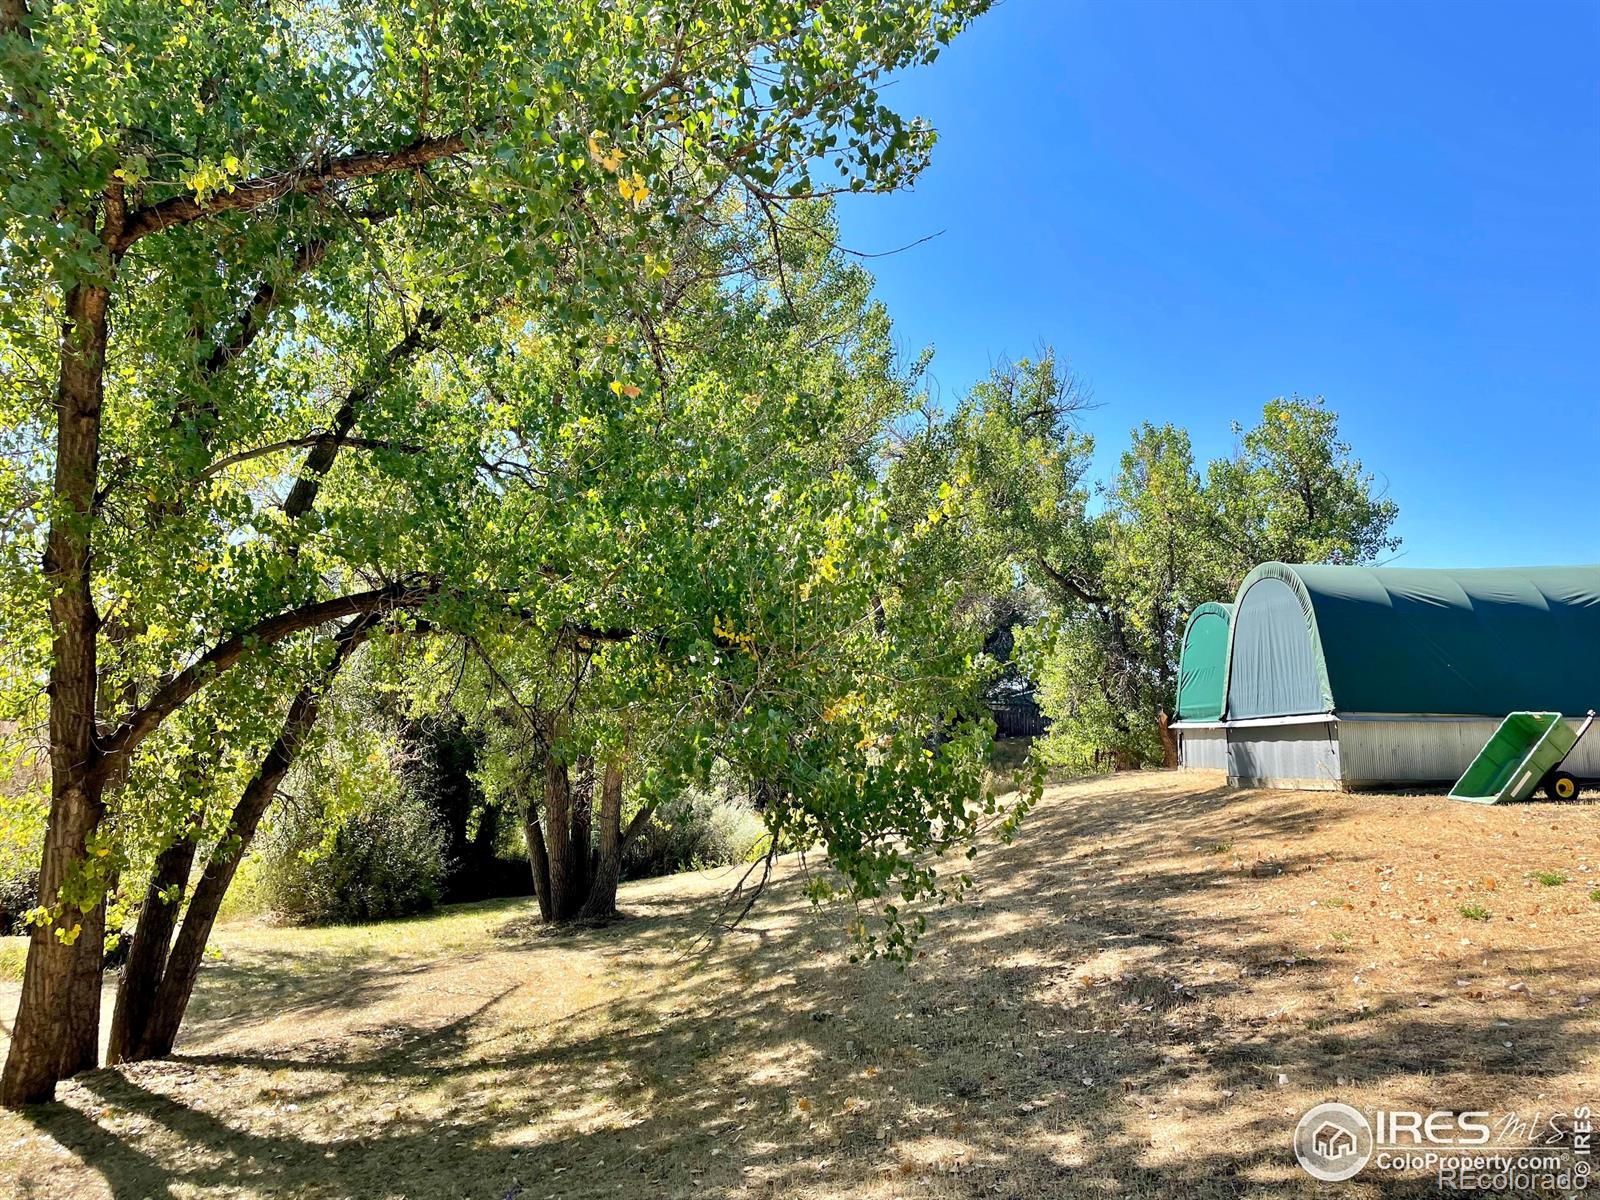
(988, 694, 1049, 739)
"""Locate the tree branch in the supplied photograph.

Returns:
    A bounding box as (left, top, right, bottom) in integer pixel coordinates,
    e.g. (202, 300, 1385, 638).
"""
(112, 134, 468, 253)
(282, 307, 445, 518)
(559, 621, 657, 648)
(94, 580, 434, 780)
(195, 435, 427, 485)
(198, 237, 332, 379)
(1033, 553, 1105, 609)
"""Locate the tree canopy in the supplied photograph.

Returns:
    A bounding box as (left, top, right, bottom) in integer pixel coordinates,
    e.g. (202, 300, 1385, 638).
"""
(891, 356, 1399, 769)
(0, 0, 1005, 1105)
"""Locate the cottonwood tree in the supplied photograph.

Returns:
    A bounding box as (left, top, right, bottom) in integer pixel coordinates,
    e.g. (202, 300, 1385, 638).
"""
(0, 0, 993, 1103)
(1026, 395, 1398, 767)
(895, 357, 1399, 769)
(397, 204, 1016, 938)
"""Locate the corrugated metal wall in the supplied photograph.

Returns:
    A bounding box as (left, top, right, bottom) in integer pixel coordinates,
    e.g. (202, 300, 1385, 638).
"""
(1176, 726, 1227, 770)
(1177, 714, 1600, 791)
(1225, 720, 1341, 789)
(1339, 716, 1600, 787)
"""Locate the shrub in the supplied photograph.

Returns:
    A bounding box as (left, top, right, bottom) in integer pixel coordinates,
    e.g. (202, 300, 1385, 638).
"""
(0, 939, 25, 983)
(217, 851, 270, 922)
(0, 758, 46, 936)
(621, 789, 768, 881)
(258, 790, 449, 925)
(1458, 903, 1491, 922)
(252, 668, 450, 924)
(0, 867, 37, 937)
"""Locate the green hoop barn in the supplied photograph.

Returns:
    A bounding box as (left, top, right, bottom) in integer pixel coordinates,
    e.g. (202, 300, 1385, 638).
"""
(1171, 562, 1600, 788)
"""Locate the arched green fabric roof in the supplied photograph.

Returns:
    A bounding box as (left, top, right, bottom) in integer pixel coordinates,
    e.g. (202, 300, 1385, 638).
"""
(1223, 562, 1600, 718)
(1176, 602, 1233, 720)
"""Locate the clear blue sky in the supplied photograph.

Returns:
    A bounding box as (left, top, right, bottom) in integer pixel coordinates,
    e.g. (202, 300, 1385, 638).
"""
(835, 0, 1600, 568)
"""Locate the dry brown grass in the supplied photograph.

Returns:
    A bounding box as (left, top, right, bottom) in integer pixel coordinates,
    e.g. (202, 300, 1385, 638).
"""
(0, 771, 1596, 1199)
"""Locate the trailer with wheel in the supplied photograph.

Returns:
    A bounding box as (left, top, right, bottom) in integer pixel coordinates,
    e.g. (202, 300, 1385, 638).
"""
(1449, 710, 1596, 804)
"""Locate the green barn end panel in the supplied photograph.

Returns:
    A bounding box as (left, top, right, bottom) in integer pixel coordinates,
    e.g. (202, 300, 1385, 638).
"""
(1223, 563, 1600, 719)
(1176, 602, 1233, 720)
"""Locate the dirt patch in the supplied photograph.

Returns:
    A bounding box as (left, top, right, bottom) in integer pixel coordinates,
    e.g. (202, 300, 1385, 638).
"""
(1, 773, 1595, 1198)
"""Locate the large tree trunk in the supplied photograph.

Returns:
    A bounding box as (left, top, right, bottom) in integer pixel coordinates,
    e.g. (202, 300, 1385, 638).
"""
(569, 757, 594, 902)
(3, 775, 109, 1104)
(105, 837, 196, 1065)
(578, 760, 625, 919)
(542, 756, 579, 920)
(59, 883, 108, 1081)
(2, 280, 112, 1107)
(1157, 708, 1179, 769)
(110, 620, 369, 1063)
(523, 809, 554, 922)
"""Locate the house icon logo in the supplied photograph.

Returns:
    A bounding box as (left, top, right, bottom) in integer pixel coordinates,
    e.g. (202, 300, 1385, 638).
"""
(1313, 1121, 1356, 1158)
(1294, 1102, 1373, 1181)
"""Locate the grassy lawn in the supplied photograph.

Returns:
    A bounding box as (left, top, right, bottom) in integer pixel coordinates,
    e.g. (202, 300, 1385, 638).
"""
(1, 772, 1596, 1198)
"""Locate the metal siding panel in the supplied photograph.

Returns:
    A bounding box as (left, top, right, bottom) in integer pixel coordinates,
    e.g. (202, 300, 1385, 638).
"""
(1341, 716, 1600, 786)
(1226, 721, 1341, 789)
(1178, 727, 1228, 770)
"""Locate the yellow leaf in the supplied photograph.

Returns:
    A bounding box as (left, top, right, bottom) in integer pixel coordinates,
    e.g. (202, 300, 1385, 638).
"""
(588, 131, 625, 173)
(619, 172, 649, 209)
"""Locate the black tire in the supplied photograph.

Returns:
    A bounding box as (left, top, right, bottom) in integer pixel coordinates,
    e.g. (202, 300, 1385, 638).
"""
(1543, 770, 1579, 802)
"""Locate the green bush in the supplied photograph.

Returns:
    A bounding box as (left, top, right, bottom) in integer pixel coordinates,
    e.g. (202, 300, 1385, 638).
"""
(216, 851, 270, 922)
(258, 790, 448, 925)
(621, 789, 767, 881)
(0, 867, 36, 937)
(0, 784, 44, 936)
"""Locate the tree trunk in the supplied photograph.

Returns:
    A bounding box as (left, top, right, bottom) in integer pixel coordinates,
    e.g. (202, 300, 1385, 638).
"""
(111, 620, 368, 1063)
(1158, 708, 1179, 769)
(106, 837, 196, 1065)
(2, 280, 112, 1107)
(569, 756, 594, 902)
(578, 759, 625, 919)
(542, 756, 579, 920)
(523, 809, 554, 922)
(133, 689, 318, 1059)
(5, 775, 108, 1100)
(58, 846, 108, 1081)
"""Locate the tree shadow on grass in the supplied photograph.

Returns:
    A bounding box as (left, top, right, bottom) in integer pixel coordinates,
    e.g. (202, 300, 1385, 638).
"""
(15, 774, 1599, 1199)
